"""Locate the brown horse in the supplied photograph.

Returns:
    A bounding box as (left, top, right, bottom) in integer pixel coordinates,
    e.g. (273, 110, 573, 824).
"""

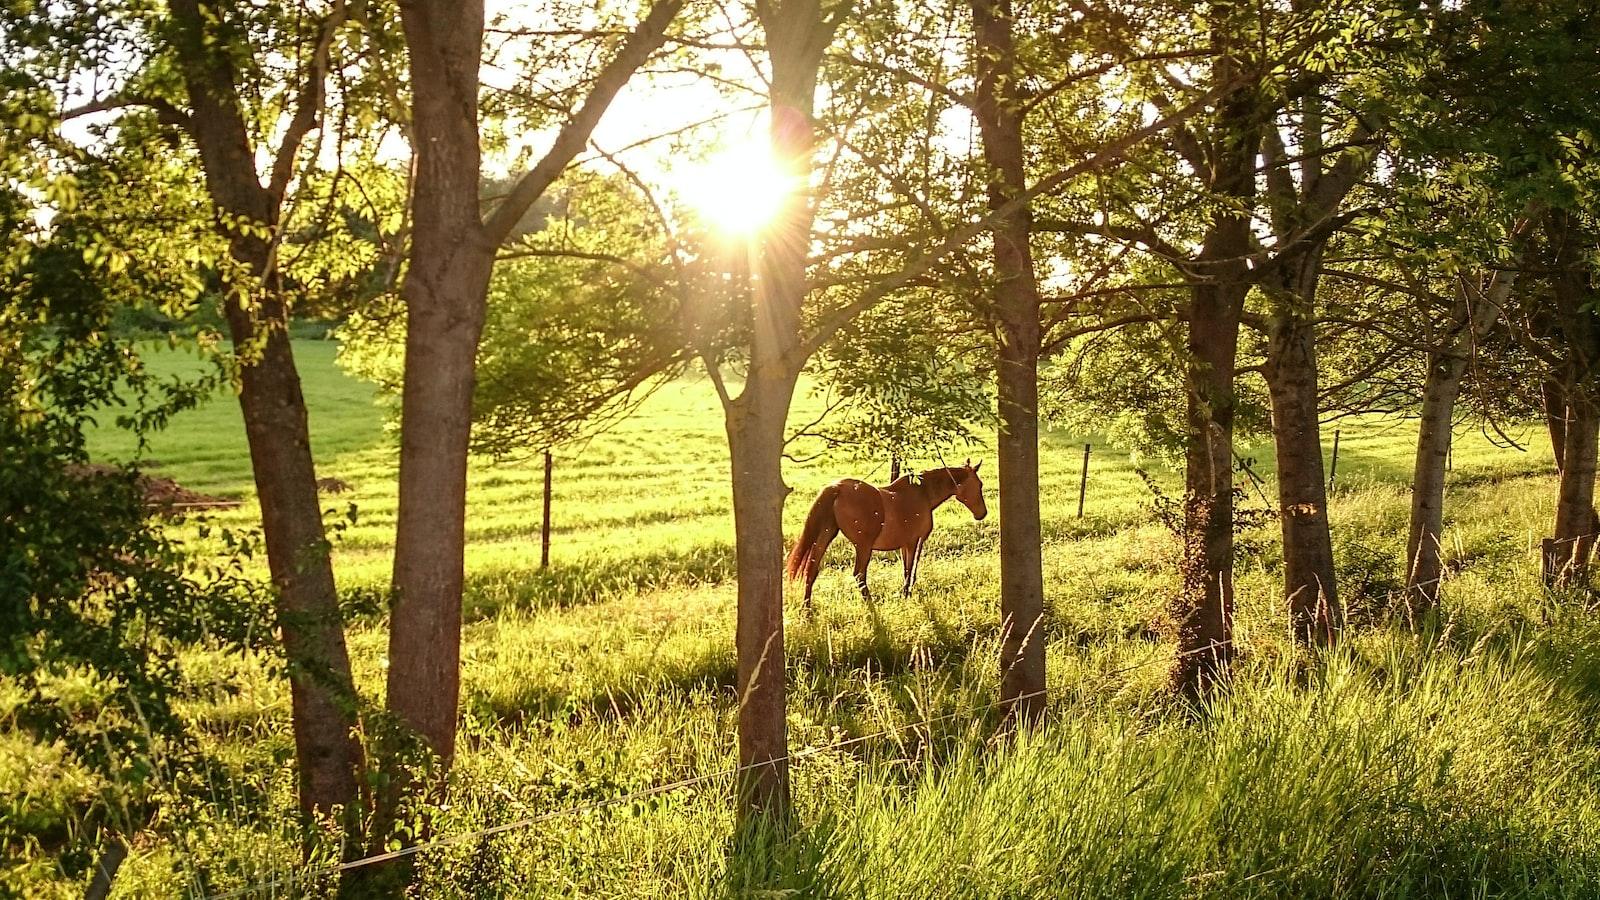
(785, 460, 987, 607)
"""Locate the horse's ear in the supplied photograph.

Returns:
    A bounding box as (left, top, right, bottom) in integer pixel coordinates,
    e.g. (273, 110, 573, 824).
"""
(964, 457, 972, 468)
(972, 460, 982, 474)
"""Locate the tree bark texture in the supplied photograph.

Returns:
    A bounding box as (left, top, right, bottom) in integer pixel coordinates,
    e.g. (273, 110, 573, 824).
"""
(1549, 392, 1600, 584)
(725, 1, 836, 822)
(386, 0, 491, 769)
(1262, 250, 1340, 645)
(1173, 277, 1247, 699)
(171, 0, 360, 816)
(1170, 35, 1259, 699)
(1405, 349, 1467, 612)
(1545, 378, 1569, 474)
(1545, 213, 1600, 585)
(972, 0, 1046, 725)
(1405, 259, 1525, 614)
(726, 374, 799, 818)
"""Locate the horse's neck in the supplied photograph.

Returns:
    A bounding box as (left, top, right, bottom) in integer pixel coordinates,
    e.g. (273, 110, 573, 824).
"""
(918, 470, 957, 508)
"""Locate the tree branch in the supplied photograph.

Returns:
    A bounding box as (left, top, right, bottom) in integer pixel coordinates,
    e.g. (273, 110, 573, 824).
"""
(482, 0, 684, 248)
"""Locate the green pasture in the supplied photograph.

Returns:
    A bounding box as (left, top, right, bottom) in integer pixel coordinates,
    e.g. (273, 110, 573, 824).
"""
(12, 339, 1599, 898)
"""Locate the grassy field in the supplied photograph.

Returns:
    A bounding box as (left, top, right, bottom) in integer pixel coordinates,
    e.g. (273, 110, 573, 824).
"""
(15, 339, 1600, 897)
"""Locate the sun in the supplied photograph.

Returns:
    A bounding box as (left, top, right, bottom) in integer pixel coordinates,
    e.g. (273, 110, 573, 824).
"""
(680, 138, 799, 237)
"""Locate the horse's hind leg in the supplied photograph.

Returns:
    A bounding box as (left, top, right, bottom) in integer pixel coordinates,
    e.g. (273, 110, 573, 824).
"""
(900, 546, 915, 597)
(852, 541, 874, 602)
(803, 522, 838, 613)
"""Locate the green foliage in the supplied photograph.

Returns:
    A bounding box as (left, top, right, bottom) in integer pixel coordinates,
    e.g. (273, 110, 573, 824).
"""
(806, 292, 993, 465)
(339, 172, 709, 457)
(0, 185, 268, 890)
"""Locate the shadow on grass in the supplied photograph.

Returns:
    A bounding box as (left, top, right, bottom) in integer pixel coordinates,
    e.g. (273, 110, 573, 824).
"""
(339, 543, 740, 622)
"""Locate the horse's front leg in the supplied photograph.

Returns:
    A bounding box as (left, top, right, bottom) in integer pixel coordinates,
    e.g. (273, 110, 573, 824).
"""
(852, 541, 874, 601)
(900, 545, 916, 597)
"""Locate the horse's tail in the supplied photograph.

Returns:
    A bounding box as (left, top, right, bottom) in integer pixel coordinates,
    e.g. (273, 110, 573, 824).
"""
(786, 484, 841, 580)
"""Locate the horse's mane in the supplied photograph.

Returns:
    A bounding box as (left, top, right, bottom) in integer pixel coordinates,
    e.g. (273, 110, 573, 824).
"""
(919, 466, 968, 486)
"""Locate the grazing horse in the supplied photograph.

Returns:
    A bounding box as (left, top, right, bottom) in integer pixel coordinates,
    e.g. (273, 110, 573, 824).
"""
(785, 460, 987, 607)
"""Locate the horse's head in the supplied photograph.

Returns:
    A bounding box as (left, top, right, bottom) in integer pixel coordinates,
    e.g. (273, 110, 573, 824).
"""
(956, 459, 987, 520)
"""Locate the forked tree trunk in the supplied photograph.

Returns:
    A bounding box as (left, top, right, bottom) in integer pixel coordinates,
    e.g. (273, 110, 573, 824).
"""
(726, 373, 798, 817)
(972, 0, 1046, 725)
(1263, 253, 1340, 645)
(171, 0, 361, 816)
(1404, 350, 1467, 613)
(362, 5, 682, 878)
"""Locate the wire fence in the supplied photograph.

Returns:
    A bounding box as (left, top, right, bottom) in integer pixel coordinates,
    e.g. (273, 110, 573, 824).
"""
(203, 645, 1216, 900)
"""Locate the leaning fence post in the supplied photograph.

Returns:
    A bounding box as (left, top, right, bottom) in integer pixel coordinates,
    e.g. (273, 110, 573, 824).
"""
(1328, 428, 1342, 491)
(1078, 443, 1091, 518)
(541, 449, 553, 569)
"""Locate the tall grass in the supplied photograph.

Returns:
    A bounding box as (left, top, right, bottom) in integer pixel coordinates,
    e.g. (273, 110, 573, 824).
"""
(10, 342, 1594, 898)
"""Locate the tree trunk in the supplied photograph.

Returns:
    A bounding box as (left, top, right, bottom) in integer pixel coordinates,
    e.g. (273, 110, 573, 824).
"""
(1404, 350, 1467, 614)
(1545, 219, 1600, 585)
(1544, 378, 1569, 473)
(725, 374, 798, 818)
(354, 5, 492, 892)
(1262, 254, 1340, 645)
(1172, 278, 1245, 698)
(722, 0, 837, 825)
(222, 276, 363, 815)
(1549, 392, 1600, 584)
(384, 0, 488, 767)
(385, 259, 492, 761)
(1170, 42, 1257, 698)
(1404, 255, 1527, 615)
(972, 0, 1046, 725)
(170, 0, 361, 816)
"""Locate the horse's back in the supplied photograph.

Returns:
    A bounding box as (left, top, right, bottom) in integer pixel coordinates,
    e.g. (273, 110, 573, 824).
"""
(829, 478, 888, 542)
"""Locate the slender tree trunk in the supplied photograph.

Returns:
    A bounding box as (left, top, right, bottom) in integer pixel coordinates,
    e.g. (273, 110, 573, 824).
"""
(222, 264, 363, 816)
(1404, 257, 1526, 615)
(718, 1, 837, 825)
(1549, 392, 1600, 584)
(726, 373, 798, 817)
(353, 5, 491, 893)
(1263, 253, 1340, 645)
(171, 0, 360, 816)
(1170, 38, 1258, 698)
(1544, 378, 1569, 473)
(1404, 350, 1467, 613)
(1172, 278, 1245, 698)
(972, 0, 1046, 725)
(995, 336, 1045, 721)
(1545, 218, 1600, 585)
(384, 0, 488, 769)
(385, 257, 492, 761)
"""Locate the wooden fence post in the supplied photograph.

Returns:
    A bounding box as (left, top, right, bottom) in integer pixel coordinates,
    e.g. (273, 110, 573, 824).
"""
(1078, 443, 1091, 518)
(541, 449, 553, 569)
